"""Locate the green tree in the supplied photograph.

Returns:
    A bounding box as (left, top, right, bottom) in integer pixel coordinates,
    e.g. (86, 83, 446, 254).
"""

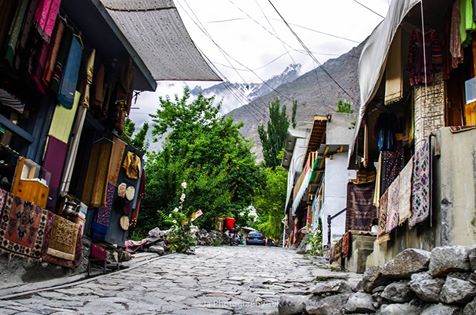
(336, 99, 353, 114)
(291, 99, 297, 128)
(123, 118, 149, 151)
(258, 98, 290, 168)
(136, 88, 264, 235)
(253, 163, 287, 241)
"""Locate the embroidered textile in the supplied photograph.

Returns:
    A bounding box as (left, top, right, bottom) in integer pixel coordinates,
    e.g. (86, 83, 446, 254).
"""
(380, 149, 405, 196)
(345, 182, 377, 232)
(96, 183, 115, 226)
(408, 29, 443, 86)
(0, 194, 48, 260)
(409, 141, 431, 228)
(43, 222, 82, 268)
(342, 232, 351, 258)
(43, 20, 64, 84)
(451, 0, 464, 68)
(45, 214, 79, 261)
(378, 190, 388, 237)
(385, 175, 400, 233)
(398, 157, 414, 225)
(43, 136, 68, 209)
(5, 0, 29, 66)
(385, 29, 403, 104)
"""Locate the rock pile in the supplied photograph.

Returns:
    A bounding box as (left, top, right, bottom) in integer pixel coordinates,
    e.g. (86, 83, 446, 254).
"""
(195, 229, 224, 246)
(278, 245, 476, 314)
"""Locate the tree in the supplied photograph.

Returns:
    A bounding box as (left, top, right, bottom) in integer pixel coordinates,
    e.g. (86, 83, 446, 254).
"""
(253, 163, 287, 241)
(291, 99, 297, 129)
(136, 88, 264, 236)
(336, 99, 353, 114)
(258, 98, 290, 168)
(123, 118, 149, 151)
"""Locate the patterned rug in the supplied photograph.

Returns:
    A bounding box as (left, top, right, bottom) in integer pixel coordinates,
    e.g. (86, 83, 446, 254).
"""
(96, 182, 116, 226)
(342, 232, 351, 258)
(345, 182, 377, 232)
(398, 157, 413, 225)
(409, 140, 431, 228)
(0, 194, 49, 260)
(45, 214, 79, 261)
(386, 175, 400, 233)
(378, 190, 389, 237)
(380, 149, 405, 196)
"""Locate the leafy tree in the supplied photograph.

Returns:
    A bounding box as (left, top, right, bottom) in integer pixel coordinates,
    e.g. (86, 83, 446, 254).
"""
(123, 118, 149, 151)
(258, 98, 290, 168)
(336, 99, 353, 114)
(253, 162, 287, 241)
(136, 88, 264, 236)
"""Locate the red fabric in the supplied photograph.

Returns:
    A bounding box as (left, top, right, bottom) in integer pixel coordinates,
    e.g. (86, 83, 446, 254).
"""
(90, 243, 107, 260)
(34, 0, 62, 42)
(225, 218, 236, 230)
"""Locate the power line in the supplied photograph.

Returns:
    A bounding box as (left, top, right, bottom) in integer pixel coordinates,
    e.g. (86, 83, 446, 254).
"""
(254, 0, 296, 65)
(266, 0, 357, 103)
(351, 0, 385, 18)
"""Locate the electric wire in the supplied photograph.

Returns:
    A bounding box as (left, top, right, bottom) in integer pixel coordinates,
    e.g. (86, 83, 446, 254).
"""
(266, 0, 357, 103)
(351, 0, 385, 18)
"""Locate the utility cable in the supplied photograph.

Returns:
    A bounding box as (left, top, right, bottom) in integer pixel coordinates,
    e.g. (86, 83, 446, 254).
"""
(266, 0, 357, 103)
(351, 0, 385, 18)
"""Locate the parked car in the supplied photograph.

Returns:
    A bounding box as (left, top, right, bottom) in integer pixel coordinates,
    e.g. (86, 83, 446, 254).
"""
(246, 231, 266, 245)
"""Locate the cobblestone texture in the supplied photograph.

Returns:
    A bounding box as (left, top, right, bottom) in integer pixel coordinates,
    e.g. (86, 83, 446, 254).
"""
(0, 246, 340, 315)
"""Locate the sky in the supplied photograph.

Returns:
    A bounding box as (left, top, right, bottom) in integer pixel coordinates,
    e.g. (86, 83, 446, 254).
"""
(130, 0, 390, 127)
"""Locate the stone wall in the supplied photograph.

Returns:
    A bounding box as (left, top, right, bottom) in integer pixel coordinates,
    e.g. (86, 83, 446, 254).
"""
(413, 72, 446, 147)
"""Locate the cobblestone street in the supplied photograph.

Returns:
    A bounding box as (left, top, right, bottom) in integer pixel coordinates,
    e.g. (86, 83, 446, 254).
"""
(0, 246, 354, 315)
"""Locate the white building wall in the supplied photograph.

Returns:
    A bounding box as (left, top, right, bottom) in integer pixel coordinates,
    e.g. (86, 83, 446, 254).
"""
(320, 153, 356, 246)
(284, 137, 309, 210)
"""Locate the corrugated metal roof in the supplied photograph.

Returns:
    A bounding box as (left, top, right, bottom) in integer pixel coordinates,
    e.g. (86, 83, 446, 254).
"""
(100, 0, 221, 81)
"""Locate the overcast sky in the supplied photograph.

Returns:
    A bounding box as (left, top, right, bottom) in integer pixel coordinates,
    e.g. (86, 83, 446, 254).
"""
(130, 0, 390, 125)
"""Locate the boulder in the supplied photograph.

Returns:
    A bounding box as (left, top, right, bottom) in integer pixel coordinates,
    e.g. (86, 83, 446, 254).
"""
(440, 276, 476, 304)
(148, 246, 165, 256)
(306, 293, 351, 315)
(381, 249, 431, 279)
(420, 303, 460, 315)
(312, 280, 352, 295)
(377, 302, 422, 315)
(360, 267, 388, 293)
(278, 295, 306, 315)
(463, 296, 476, 315)
(344, 292, 375, 313)
(468, 247, 476, 271)
(381, 281, 413, 303)
(429, 246, 470, 277)
(408, 272, 444, 303)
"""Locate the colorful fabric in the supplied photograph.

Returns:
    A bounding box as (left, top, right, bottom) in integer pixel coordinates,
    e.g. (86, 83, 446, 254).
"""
(122, 151, 141, 180)
(342, 232, 351, 258)
(51, 27, 72, 93)
(96, 183, 115, 226)
(43, 136, 68, 209)
(0, 194, 49, 260)
(345, 182, 377, 232)
(18, 0, 38, 51)
(82, 142, 112, 208)
(34, 0, 62, 42)
(373, 152, 382, 208)
(58, 35, 83, 109)
(385, 175, 400, 233)
(398, 157, 413, 225)
(380, 148, 405, 196)
(0, 189, 7, 211)
(408, 29, 443, 86)
(378, 190, 388, 237)
(5, 0, 29, 66)
(32, 40, 51, 94)
(409, 141, 431, 228)
(45, 214, 79, 261)
(43, 217, 82, 268)
(43, 20, 65, 84)
(107, 137, 127, 185)
(460, 0, 476, 46)
(48, 91, 80, 143)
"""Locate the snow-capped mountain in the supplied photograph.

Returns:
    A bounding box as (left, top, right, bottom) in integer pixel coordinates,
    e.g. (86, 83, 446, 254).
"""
(190, 64, 302, 114)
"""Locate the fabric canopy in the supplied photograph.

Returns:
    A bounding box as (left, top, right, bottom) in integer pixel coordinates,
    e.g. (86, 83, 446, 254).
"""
(352, 0, 421, 158)
(100, 0, 220, 81)
(292, 169, 311, 215)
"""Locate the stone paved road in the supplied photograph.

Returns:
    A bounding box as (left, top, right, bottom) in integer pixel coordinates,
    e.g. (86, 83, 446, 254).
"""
(0, 246, 355, 315)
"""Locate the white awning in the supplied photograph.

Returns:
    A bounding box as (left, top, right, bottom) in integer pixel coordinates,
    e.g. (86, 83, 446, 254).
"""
(352, 0, 421, 156)
(100, 0, 221, 81)
(291, 169, 311, 215)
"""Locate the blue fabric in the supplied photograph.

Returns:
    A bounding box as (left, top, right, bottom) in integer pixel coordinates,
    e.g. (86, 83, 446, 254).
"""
(57, 36, 82, 109)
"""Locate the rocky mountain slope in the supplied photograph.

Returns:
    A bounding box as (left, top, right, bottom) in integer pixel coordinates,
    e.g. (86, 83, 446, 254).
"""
(227, 44, 364, 158)
(190, 64, 302, 114)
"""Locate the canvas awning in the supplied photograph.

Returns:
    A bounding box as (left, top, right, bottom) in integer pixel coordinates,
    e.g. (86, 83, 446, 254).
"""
(350, 0, 421, 163)
(100, 0, 221, 82)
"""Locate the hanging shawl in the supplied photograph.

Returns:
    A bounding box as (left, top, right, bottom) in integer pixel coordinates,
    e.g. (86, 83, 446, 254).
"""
(50, 27, 72, 93)
(34, 0, 62, 42)
(409, 140, 431, 228)
(31, 39, 51, 94)
(385, 175, 400, 233)
(43, 20, 65, 84)
(57, 35, 83, 109)
(5, 0, 29, 67)
(398, 157, 413, 225)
